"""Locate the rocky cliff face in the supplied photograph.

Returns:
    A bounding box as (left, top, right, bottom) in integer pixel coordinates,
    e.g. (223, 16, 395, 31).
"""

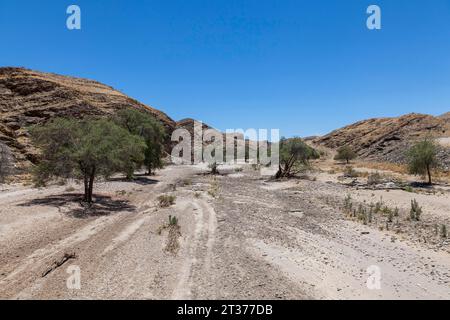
(314, 113, 450, 169)
(0, 67, 176, 171)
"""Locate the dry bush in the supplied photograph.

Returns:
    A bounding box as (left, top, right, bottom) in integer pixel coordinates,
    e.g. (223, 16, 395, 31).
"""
(158, 194, 176, 208)
(343, 166, 359, 178)
(356, 161, 408, 174)
(367, 172, 384, 185)
(165, 215, 181, 253)
(208, 178, 220, 198)
(410, 199, 422, 221)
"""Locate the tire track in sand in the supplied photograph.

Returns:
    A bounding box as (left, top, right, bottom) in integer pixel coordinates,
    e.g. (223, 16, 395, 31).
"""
(172, 198, 217, 299)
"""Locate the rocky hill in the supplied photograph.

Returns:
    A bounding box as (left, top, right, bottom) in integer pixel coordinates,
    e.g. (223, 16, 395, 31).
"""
(0, 67, 176, 171)
(314, 112, 450, 169)
(440, 112, 450, 121)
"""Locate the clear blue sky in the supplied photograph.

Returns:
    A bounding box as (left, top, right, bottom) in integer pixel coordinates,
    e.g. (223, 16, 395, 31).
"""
(1, 0, 449, 137)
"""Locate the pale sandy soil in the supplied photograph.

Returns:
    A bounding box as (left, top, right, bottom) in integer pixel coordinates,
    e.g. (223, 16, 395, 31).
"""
(0, 164, 449, 300)
(438, 137, 450, 147)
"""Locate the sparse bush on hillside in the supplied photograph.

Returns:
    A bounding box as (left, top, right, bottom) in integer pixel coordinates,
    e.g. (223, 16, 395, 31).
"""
(0, 143, 13, 183)
(334, 145, 357, 164)
(275, 137, 320, 179)
(407, 138, 438, 185)
(113, 108, 166, 176)
(30, 118, 146, 203)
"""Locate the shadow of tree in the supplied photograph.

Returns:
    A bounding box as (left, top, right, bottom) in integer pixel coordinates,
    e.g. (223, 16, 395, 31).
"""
(410, 182, 433, 189)
(18, 193, 136, 219)
(107, 176, 159, 185)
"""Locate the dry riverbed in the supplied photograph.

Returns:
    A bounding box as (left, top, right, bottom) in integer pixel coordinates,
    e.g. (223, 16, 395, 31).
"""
(0, 164, 449, 299)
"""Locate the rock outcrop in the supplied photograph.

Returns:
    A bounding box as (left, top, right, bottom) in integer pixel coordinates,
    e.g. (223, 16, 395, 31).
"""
(314, 113, 450, 169)
(0, 67, 176, 171)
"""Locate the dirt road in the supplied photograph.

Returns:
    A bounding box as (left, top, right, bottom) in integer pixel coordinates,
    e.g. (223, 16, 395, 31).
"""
(0, 165, 449, 299)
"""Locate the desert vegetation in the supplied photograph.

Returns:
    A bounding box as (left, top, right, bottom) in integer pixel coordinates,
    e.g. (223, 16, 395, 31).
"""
(336, 190, 449, 247)
(0, 143, 13, 183)
(113, 108, 166, 175)
(30, 118, 146, 203)
(407, 138, 439, 185)
(275, 137, 319, 178)
(158, 194, 176, 208)
(29, 112, 166, 204)
(334, 145, 357, 164)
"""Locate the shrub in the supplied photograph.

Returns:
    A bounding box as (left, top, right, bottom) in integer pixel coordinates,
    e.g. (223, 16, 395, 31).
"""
(344, 166, 359, 178)
(334, 146, 357, 164)
(158, 194, 176, 208)
(393, 207, 399, 217)
(410, 199, 422, 221)
(374, 198, 383, 213)
(367, 172, 383, 185)
(343, 194, 353, 214)
(208, 179, 220, 198)
(168, 215, 178, 226)
(0, 143, 13, 183)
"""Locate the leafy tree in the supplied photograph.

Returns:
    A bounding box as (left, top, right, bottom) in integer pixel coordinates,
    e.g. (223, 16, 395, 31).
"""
(113, 108, 166, 175)
(334, 145, 357, 164)
(407, 138, 438, 185)
(275, 137, 319, 178)
(30, 118, 146, 203)
(0, 143, 13, 183)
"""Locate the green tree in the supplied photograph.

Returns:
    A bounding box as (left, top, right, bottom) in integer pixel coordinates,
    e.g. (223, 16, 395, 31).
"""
(407, 138, 438, 185)
(113, 108, 166, 175)
(334, 145, 357, 164)
(275, 137, 319, 178)
(30, 118, 146, 203)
